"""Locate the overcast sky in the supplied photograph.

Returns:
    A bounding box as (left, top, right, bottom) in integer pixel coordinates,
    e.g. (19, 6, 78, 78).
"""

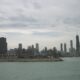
(0, 0, 80, 50)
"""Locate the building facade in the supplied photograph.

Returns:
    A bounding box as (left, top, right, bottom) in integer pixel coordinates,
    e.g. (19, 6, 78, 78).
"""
(69, 40, 76, 56)
(0, 37, 7, 56)
(64, 43, 67, 56)
(76, 35, 80, 56)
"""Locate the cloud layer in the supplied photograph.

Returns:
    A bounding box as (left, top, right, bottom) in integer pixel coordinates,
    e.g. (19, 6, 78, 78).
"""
(0, 0, 80, 50)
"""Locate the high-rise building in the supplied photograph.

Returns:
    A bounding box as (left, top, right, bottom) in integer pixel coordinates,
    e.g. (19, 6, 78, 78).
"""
(18, 43, 22, 57)
(79, 42, 80, 52)
(70, 40, 73, 49)
(60, 43, 63, 56)
(76, 35, 80, 56)
(64, 43, 67, 56)
(18, 43, 22, 50)
(35, 43, 39, 55)
(60, 43, 63, 52)
(32, 45, 34, 55)
(69, 40, 75, 56)
(44, 47, 47, 55)
(36, 43, 39, 53)
(0, 37, 7, 55)
(44, 47, 47, 52)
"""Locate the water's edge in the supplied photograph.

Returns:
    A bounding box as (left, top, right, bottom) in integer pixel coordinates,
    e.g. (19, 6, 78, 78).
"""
(0, 58, 63, 62)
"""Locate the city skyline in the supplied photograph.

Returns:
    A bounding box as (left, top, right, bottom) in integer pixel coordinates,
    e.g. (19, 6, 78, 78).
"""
(0, 34, 80, 51)
(0, 34, 80, 58)
(0, 0, 80, 49)
(0, 34, 79, 51)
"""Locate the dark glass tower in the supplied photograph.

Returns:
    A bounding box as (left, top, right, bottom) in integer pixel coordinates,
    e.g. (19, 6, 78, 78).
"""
(60, 43, 63, 52)
(17, 43, 23, 57)
(64, 43, 67, 54)
(36, 43, 39, 53)
(0, 37, 7, 55)
(76, 35, 80, 56)
(70, 40, 73, 49)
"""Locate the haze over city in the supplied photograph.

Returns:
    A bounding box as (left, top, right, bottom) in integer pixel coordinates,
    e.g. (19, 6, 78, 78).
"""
(0, 0, 80, 50)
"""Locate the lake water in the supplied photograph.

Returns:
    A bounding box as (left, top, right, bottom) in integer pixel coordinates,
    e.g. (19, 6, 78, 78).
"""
(0, 58, 80, 80)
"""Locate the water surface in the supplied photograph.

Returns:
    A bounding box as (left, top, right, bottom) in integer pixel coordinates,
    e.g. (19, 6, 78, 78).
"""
(0, 58, 80, 80)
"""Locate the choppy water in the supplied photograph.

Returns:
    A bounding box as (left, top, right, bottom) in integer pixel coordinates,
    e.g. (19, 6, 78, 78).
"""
(0, 58, 80, 80)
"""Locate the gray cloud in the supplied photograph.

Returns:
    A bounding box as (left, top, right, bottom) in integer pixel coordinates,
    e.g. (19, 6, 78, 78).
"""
(0, 0, 80, 49)
(0, 0, 80, 34)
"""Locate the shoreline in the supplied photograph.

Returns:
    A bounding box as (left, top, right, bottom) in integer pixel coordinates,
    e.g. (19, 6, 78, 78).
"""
(0, 58, 63, 62)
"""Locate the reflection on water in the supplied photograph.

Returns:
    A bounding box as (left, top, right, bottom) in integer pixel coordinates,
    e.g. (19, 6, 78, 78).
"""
(0, 58, 80, 80)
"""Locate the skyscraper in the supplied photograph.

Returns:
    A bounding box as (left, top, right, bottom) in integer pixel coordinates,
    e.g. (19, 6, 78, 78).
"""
(69, 40, 75, 56)
(0, 37, 7, 56)
(18, 43, 22, 57)
(60, 43, 63, 52)
(64, 43, 67, 56)
(76, 35, 80, 56)
(70, 40, 73, 49)
(44, 47, 47, 52)
(60, 43, 63, 56)
(32, 45, 34, 56)
(18, 43, 22, 50)
(79, 42, 80, 52)
(44, 47, 47, 55)
(35, 43, 39, 55)
(36, 43, 39, 52)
